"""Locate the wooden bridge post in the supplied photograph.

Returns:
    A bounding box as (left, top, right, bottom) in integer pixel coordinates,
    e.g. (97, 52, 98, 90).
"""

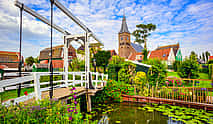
(34, 73, 41, 100)
(81, 73, 83, 87)
(73, 73, 75, 86)
(95, 72, 98, 89)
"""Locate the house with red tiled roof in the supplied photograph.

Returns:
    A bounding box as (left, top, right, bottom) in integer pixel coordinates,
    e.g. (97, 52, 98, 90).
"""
(0, 51, 24, 70)
(209, 56, 213, 61)
(33, 44, 76, 71)
(148, 48, 175, 65)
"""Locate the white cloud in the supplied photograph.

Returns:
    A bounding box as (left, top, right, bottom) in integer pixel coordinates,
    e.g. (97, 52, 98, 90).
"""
(0, 0, 212, 58)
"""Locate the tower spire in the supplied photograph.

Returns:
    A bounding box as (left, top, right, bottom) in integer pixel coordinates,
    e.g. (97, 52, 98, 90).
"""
(119, 10, 130, 34)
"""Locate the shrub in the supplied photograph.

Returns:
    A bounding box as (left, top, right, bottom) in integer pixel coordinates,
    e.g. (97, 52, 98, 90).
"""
(143, 59, 167, 87)
(178, 58, 199, 79)
(173, 60, 181, 72)
(118, 61, 136, 84)
(108, 56, 125, 81)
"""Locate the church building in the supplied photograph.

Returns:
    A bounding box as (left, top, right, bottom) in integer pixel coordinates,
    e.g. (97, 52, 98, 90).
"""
(118, 14, 144, 60)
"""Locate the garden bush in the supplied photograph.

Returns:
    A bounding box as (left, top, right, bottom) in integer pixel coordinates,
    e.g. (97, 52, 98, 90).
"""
(178, 58, 199, 79)
(118, 61, 136, 84)
(143, 59, 167, 87)
(173, 60, 181, 72)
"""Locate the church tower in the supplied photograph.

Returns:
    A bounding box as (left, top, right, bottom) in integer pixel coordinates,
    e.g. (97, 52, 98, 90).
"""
(118, 13, 131, 58)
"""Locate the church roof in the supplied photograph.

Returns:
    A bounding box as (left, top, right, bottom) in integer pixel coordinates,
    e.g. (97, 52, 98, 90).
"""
(156, 43, 179, 56)
(131, 42, 144, 53)
(119, 14, 130, 33)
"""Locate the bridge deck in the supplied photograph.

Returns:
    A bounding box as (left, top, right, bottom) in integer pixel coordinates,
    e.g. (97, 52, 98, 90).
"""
(24, 86, 103, 104)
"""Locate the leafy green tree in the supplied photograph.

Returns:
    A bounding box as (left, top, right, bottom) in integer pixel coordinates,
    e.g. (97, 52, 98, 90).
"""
(108, 56, 125, 81)
(118, 61, 136, 84)
(132, 23, 156, 61)
(178, 56, 199, 79)
(69, 58, 85, 71)
(205, 51, 210, 63)
(202, 52, 205, 63)
(132, 23, 156, 49)
(25, 56, 35, 66)
(143, 59, 167, 88)
(173, 60, 181, 72)
(93, 50, 111, 73)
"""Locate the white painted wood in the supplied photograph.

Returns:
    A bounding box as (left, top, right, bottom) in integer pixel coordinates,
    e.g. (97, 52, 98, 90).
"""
(0, 76, 33, 88)
(34, 73, 41, 100)
(73, 73, 75, 86)
(81, 74, 83, 86)
(64, 36, 69, 87)
(96, 72, 98, 89)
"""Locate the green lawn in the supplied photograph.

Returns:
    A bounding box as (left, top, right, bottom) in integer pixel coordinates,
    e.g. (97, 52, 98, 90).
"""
(167, 71, 212, 88)
(0, 87, 34, 103)
(167, 71, 180, 78)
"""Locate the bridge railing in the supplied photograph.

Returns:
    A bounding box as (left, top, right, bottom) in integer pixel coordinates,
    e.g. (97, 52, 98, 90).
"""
(0, 72, 108, 106)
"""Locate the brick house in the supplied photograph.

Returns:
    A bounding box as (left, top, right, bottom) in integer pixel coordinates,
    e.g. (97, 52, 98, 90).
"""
(0, 51, 24, 70)
(34, 45, 76, 71)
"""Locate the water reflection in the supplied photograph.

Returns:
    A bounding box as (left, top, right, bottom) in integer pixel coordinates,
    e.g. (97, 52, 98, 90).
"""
(94, 103, 182, 124)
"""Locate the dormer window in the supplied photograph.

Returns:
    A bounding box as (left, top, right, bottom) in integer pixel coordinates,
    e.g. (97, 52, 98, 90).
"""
(163, 54, 166, 57)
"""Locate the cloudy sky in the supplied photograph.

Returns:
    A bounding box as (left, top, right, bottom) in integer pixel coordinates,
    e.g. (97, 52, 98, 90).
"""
(0, 0, 213, 58)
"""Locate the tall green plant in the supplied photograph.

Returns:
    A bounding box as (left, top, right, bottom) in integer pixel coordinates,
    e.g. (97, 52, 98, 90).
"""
(178, 58, 199, 79)
(143, 59, 167, 88)
(118, 61, 136, 84)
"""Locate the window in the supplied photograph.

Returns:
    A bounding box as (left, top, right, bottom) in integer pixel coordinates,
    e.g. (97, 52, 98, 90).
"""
(163, 54, 166, 57)
(127, 37, 129, 40)
(121, 37, 123, 41)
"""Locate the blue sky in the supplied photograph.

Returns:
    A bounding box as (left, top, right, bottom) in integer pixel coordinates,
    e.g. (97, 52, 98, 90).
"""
(0, 0, 213, 58)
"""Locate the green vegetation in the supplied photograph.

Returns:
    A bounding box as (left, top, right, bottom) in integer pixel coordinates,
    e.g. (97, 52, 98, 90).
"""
(178, 53, 199, 79)
(93, 50, 111, 73)
(143, 59, 167, 88)
(25, 56, 38, 66)
(139, 103, 213, 124)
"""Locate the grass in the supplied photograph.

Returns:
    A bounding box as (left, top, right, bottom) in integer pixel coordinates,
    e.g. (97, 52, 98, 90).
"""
(167, 71, 212, 88)
(0, 87, 34, 103)
(167, 71, 180, 78)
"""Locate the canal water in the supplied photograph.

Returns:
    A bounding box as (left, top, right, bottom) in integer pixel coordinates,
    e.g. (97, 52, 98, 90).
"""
(91, 103, 181, 124)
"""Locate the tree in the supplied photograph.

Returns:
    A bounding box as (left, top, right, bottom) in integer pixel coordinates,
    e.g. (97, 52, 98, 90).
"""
(205, 51, 210, 63)
(132, 23, 156, 61)
(178, 52, 199, 79)
(93, 50, 111, 73)
(25, 56, 35, 66)
(202, 52, 205, 63)
(143, 59, 167, 88)
(132, 23, 156, 49)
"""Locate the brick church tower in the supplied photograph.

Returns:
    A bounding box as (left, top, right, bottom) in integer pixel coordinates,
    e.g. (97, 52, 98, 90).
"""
(118, 13, 131, 59)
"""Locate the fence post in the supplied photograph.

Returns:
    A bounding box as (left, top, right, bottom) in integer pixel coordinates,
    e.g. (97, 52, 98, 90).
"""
(81, 73, 83, 87)
(96, 72, 98, 89)
(34, 73, 41, 100)
(73, 73, 75, 86)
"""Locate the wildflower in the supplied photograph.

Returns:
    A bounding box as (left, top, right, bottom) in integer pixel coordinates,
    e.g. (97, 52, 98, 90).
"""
(73, 95, 77, 99)
(166, 81, 169, 85)
(75, 112, 78, 114)
(172, 80, 174, 83)
(24, 91, 28, 96)
(211, 83, 213, 86)
(72, 87, 76, 90)
(74, 101, 77, 105)
(69, 117, 72, 120)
